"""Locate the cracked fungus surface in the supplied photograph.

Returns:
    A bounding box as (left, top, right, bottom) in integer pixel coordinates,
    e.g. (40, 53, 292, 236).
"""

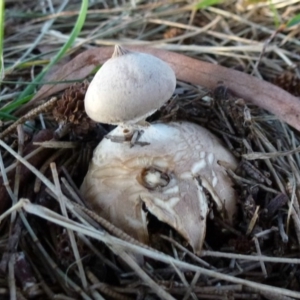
(80, 122, 238, 254)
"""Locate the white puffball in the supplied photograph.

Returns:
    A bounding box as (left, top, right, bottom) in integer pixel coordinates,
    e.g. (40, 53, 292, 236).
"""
(84, 47, 176, 125)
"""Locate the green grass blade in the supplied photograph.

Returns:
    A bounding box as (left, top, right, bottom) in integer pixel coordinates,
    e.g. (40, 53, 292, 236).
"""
(1, 95, 33, 114)
(6, 0, 69, 73)
(11, 0, 88, 110)
(287, 14, 300, 28)
(268, 0, 280, 28)
(195, 0, 224, 10)
(0, 0, 4, 82)
(0, 112, 18, 121)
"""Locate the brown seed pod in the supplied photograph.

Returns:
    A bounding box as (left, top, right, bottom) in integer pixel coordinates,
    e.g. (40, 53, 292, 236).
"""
(53, 81, 96, 135)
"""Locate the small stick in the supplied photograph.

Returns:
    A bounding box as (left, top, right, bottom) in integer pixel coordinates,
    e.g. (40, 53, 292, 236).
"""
(225, 168, 278, 194)
(182, 271, 201, 300)
(0, 97, 58, 139)
(216, 105, 235, 134)
(170, 261, 197, 300)
(0, 147, 44, 177)
(253, 237, 267, 278)
(229, 258, 236, 269)
(285, 176, 300, 245)
(241, 160, 272, 185)
(0, 149, 23, 280)
(27, 256, 55, 299)
(278, 212, 288, 243)
(242, 146, 300, 160)
(200, 249, 300, 264)
(169, 231, 179, 260)
(61, 176, 86, 207)
(14, 125, 25, 200)
(260, 291, 294, 300)
(77, 233, 121, 273)
(114, 249, 176, 300)
(33, 141, 79, 148)
(286, 159, 300, 210)
(50, 162, 87, 288)
(5, 125, 25, 276)
(8, 254, 16, 300)
(251, 27, 282, 76)
(33, 149, 65, 193)
(246, 206, 260, 236)
(183, 283, 242, 295)
(254, 227, 278, 238)
(255, 136, 286, 193)
(87, 270, 129, 300)
(19, 206, 92, 300)
(253, 124, 287, 171)
(160, 235, 215, 269)
(287, 175, 296, 234)
(61, 166, 86, 205)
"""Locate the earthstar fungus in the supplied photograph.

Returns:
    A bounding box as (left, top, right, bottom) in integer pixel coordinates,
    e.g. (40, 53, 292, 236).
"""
(81, 45, 238, 254)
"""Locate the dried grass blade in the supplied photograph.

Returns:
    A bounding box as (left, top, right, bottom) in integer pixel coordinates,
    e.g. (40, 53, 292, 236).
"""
(114, 250, 176, 300)
(50, 162, 87, 289)
(200, 250, 300, 264)
(33, 141, 78, 148)
(8, 254, 16, 300)
(3, 200, 300, 300)
(170, 261, 197, 300)
(17, 210, 92, 300)
(3, 0, 88, 113)
(243, 146, 300, 160)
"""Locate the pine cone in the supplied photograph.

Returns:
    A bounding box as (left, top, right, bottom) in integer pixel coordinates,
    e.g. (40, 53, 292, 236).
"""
(273, 72, 300, 97)
(53, 81, 96, 136)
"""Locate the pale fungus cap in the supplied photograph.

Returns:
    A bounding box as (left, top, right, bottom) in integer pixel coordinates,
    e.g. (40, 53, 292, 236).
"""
(80, 122, 238, 254)
(84, 45, 176, 125)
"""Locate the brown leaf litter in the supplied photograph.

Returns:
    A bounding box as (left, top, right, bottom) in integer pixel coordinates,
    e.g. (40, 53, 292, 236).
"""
(2, 1, 300, 296)
(1, 70, 300, 299)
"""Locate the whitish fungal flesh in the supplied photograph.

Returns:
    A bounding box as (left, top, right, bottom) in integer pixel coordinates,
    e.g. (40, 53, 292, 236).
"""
(80, 122, 237, 254)
(84, 45, 176, 125)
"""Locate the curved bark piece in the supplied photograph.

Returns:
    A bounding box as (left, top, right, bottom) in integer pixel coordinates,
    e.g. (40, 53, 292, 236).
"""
(26, 46, 300, 131)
